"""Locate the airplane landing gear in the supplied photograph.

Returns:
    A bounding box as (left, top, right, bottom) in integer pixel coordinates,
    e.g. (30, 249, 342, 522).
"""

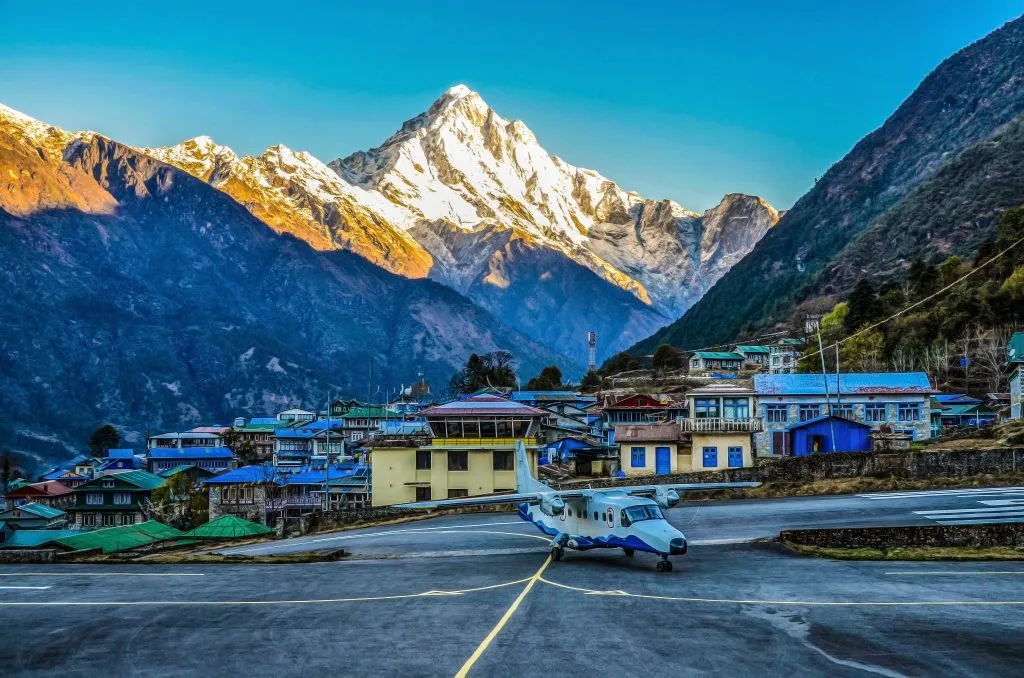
(551, 546, 564, 561)
(656, 557, 673, 573)
(622, 547, 635, 557)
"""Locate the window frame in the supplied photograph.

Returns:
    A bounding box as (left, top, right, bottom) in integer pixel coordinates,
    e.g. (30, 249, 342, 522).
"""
(447, 450, 469, 472)
(798, 404, 821, 422)
(415, 449, 432, 470)
(702, 446, 718, 468)
(85, 492, 104, 505)
(765, 405, 788, 424)
(630, 446, 646, 468)
(492, 450, 514, 471)
(727, 446, 744, 468)
(865, 403, 887, 423)
(722, 397, 750, 420)
(897, 403, 920, 422)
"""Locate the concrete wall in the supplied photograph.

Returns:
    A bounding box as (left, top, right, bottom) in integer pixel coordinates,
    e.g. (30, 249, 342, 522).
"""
(0, 549, 56, 563)
(555, 447, 1024, 490)
(689, 433, 754, 471)
(618, 442, 678, 477)
(781, 523, 1024, 548)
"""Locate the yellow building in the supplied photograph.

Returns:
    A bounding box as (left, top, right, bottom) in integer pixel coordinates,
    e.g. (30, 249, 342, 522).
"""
(370, 395, 545, 507)
(616, 423, 682, 477)
(680, 383, 760, 471)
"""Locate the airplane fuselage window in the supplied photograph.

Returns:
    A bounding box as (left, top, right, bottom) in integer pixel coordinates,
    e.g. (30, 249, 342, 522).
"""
(624, 505, 663, 523)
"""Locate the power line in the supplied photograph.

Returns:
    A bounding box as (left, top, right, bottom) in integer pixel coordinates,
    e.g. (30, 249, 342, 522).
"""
(803, 233, 1024, 362)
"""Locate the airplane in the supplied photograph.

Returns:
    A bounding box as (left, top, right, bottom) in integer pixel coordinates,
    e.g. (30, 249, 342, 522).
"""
(399, 440, 759, 572)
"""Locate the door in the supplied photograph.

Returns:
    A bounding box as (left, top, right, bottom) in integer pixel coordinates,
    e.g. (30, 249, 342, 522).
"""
(727, 447, 743, 468)
(655, 447, 671, 475)
(772, 431, 787, 456)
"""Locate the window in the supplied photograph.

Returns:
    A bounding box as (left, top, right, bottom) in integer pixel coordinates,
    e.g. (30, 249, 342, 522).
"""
(415, 487, 431, 502)
(103, 480, 114, 488)
(81, 514, 96, 527)
(702, 446, 718, 468)
(765, 405, 788, 424)
(630, 446, 646, 468)
(493, 450, 514, 471)
(623, 505, 663, 523)
(897, 403, 920, 422)
(832, 404, 855, 419)
(416, 450, 431, 470)
(448, 451, 468, 471)
(728, 446, 744, 468)
(865, 403, 887, 423)
(594, 512, 599, 520)
(102, 514, 116, 526)
(120, 513, 136, 525)
(799, 405, 820, 421)
(113, 493, 131, 505)
(723, 398, 750, 420)
(694, 398, 720, 418)
(86, 493, 104, 505)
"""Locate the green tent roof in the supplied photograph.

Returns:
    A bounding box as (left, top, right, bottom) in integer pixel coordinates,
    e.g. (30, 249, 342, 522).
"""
(342, 406, 394, 419)
(181, 515, 273, 540)
(733, 345, 771, 354)
(53, 520, 183, 554)
(693, 351, 744, 360)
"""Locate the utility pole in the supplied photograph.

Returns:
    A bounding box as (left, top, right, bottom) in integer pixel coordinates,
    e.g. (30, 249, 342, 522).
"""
(816, 324, 837, 452)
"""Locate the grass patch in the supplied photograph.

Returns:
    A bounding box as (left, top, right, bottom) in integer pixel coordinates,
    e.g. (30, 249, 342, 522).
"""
(784, 542, 1024, 561)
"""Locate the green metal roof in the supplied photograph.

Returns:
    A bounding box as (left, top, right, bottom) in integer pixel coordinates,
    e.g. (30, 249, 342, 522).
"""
(12, 502, 65, 519)
(158, 464, 197, 478)
(940, 404, 997, 416)
(80, 470, 166, 491)
(53, 521, 184, 554)
(2, 529, 81, 549)
(733, 345, 770, 354)
(181, 515, 273, 540)
(693, 351, 745, 360)
(1009, 332, 1024, 363)
(342, 406, 393, 419)
(778, 338, 806, 346)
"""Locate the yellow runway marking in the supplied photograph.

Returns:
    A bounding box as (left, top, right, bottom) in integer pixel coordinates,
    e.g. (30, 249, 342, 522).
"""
(538, 576, 1024, 606)
(455, 555, 552, 677)
(0, 577, 533, 607)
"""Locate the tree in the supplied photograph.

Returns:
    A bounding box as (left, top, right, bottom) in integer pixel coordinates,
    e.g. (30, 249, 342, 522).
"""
(580, 370, 601, 392)
(149, 473, 209, 530)
(1, 451, 23, 494)
(840, 326, 885, 372)
(221, 428, 259, 466)
(525, 365, 564, 390)
(843, 280, 877, 334)
(651, 344, 681, 372)
(602, 351, 639, 375)
(448, 351, 518, 394)
(88, 424, 121, 457)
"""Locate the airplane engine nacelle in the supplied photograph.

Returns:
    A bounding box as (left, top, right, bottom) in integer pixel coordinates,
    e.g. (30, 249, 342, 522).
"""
(655, 487, 680, 509)
(539, 495, 566, 517)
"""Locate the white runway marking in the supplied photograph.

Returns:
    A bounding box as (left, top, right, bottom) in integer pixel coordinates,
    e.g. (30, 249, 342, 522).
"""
(885, 571, 1024, 576)
(913, 506, 1024, 525)
(0, 586, 52, 590)
(857, 487, 1024, 500)
(0, 572, 205, 577)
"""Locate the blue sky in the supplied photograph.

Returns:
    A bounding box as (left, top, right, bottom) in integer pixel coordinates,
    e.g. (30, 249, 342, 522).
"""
(0, 1, 1020, 211)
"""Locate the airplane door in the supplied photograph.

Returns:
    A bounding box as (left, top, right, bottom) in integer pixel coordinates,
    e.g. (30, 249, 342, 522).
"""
(605, 507, 614, 528)
(655, 446, 671, 475)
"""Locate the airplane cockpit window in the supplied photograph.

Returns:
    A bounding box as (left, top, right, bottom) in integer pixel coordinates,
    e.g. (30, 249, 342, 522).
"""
(623, 505, 664, 523)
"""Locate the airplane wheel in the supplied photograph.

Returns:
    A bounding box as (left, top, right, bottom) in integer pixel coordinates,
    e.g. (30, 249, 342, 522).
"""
(665, 560, 673, 572)
(623, 548, 635, 557)
(551, 547, 564, 562)
(656, 561, 666, 573)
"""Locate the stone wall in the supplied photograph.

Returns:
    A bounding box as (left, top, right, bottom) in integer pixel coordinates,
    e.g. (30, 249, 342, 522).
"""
(554, 447, 1024, 490)
(0, 549, 56, 563)
(781, 523, 1024, 549)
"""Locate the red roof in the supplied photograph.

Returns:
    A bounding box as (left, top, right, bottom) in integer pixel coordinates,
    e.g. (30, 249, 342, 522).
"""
(5, 481, 72, 499)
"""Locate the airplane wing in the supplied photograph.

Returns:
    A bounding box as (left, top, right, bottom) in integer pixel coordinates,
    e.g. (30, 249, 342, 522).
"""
(612, 481, 761, 496)
(397, 489, 586, 510)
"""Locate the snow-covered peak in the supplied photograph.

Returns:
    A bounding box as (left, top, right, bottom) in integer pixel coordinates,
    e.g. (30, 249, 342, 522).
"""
(0, 102, 85, 161)
(142, 136, 238, 182)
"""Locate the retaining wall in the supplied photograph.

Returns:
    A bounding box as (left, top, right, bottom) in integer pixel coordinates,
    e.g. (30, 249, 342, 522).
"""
(781, 523, 1024, 549)
(0, 549, 56, 563)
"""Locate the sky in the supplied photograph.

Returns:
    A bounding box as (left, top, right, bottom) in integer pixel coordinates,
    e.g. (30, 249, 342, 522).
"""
(0, 1, 1020, 211)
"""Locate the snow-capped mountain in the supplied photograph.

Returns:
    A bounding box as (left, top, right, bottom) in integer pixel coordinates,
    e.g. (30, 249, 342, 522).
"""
(141, 85, 777, 358)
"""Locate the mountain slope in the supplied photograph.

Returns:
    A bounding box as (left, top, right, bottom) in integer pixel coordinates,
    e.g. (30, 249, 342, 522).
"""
(633, 15, 1024, 352)
(0, 117, 567, 464)
(144, 87, 776, 360)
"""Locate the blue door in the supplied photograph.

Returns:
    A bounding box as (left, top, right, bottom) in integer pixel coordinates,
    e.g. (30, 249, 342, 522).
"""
(727, 446, 743, 468)
(655, 447, 671, 475)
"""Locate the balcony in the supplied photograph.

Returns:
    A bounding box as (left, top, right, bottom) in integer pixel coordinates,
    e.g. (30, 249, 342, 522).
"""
(679, 417, 763, 433)
(430, 437, 537, 448)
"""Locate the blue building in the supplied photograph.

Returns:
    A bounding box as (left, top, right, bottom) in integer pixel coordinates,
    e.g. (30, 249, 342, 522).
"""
(146, 447, 234, 473)
(754, 372, 934, 456)
(786, 415, 872, 455)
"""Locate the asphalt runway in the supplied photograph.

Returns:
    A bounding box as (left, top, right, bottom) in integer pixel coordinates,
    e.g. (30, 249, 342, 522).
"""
(2, 487, 1023, 677)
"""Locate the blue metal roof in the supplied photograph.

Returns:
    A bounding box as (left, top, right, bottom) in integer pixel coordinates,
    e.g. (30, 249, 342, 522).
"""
(204, 466, 280, 485)
(107, 449, 136, 459)
(934, 393, 983, 404)
(11, 502, 66, 519)
(284, 465, 364, 485)
(2, 529, 80, 548)
(147, 447, 234, 460)
(754, 372, 933, 396)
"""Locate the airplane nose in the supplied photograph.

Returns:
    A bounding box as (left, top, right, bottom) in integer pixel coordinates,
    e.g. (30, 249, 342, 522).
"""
(669, 537, 687, 555)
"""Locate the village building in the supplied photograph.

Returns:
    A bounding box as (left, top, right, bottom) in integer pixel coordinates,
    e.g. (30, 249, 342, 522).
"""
(616, 423, 683, 476)
(689, 351, 745, 372)
(370, 395, 543, 506)
(732, 345, 771, 368)
(753, 372, 935, 456)
(342, 405, 398, 443)
(932, 394, 999, 430)
(204, 466, 281, 523)
(0, 502, 67, 529)
(596, 394, 687, 444)
(146, 447, 234, 474)
(768, 338, 806, 374)
(67, 470, 167, 529)
(680, 383, 760, 470)
(147, 431, 224, 449)
(231, 417, 281, 461)
(2, 481, 74, 509)
(277, 408, 317, 424)
(1008, 332, 1024, 419)
(38, 468, 88, 488)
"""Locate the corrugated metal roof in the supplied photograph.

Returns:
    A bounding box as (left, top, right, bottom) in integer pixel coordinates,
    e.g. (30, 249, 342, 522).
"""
(1008, 332, 1024, 362)
(53, 521, 183, 554)
(785, 414, 870, 431)
(147, 447, 234, 459)
(939, 404, 997, 416)
(181, 515, 273, 540)
(107, 449, 136, 459)
(733, 345, 771, 354)
(90, 470, 166, 490)
(5, 502, 65, 519)
(421, 396, 549, 417)
(2, 529, 80, 549)
(614, 423, 681, 442)
(693, 351, 744, 360)
(157, 464, 197, 478)
(204, 466, 280, 485)
(754, 372, 934, 396)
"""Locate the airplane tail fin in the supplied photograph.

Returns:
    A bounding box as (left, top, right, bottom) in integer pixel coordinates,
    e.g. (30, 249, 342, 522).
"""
(515, 439, 548, 493)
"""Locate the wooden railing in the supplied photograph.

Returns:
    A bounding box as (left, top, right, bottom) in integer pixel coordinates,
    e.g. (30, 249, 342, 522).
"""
(678, 418, 763, 433)
(430, 437, 537, 447)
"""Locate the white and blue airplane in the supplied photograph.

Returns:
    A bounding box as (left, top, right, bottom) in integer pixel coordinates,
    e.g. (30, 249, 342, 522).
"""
(400, 441, 759, 572)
